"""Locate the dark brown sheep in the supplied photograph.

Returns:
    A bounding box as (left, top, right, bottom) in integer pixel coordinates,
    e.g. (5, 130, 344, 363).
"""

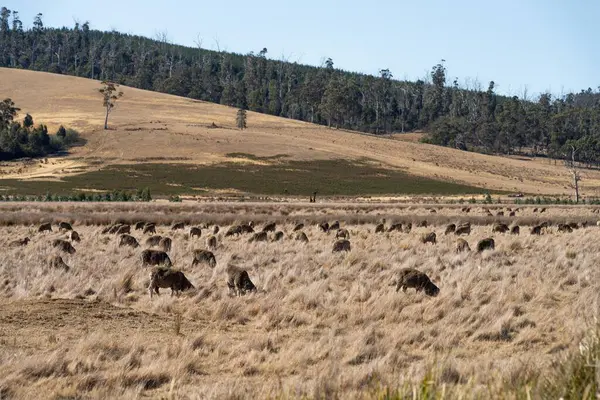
(330, 221, 340, 231)
(226, 265, 257, 296)
(213, 225, 220, 234)
(318, 222, 329, 233)
(240, 223, 254, 234)
(9, 237, 30, 247)
(335, 228, 350, 240)
(135, 221, 146, 231)
(533, 208, 538, 213)
(262, 222, 276, 233)
(190, 227, 202, 238)
(38, 222, 52, 233)
(332, 239, 351, 252)
(116, 225, 131, 235)
(249, 231, 268, 243)
(568, 222, 579, 230)
(540, 208, 547, 213)
(191, 249, 217, 268)
(476, 238, 495, 252)
(172, 222, 185, 230)
(159, 237, 172, 252)
(403, 223, 412, 233)
(108, 224, 123, 234)
(59, 222, 73, 231)
(388, 223, 403, 233)
(146, 235, 163, 247)
(148, 267, 194, 298)
(52, 239, 76, 254)
(70, 231, 81, 242)
(47, 254, 70, 272)
(206, 235, 217, 249)
(395, 268, 439, 296)
(558, 224, 573, 233)
(497, 211, 504, 217)
(421, 232, 437, 244)
(141, 249, 172, 267)
(492, 223, 509, 233)
(119, 234, 139, 248)
(375, 223, 385, 233)
(509, 211, 516, 217)
(143, 223, 156, 235)
(454, 223, 471, 236)
(293, 223, 304, 232)
(444, 224, 456, 235)
(417, 220, 428, 228)
(225, 225, 242, 237)
(456, 238, 470, 253)
(295, 231, 309, 243)
(272, 231, 284, 242)
(510, 226, 520, 235)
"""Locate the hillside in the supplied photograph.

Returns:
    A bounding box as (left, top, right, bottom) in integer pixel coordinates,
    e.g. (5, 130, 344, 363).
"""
(2, 68, 600, 197)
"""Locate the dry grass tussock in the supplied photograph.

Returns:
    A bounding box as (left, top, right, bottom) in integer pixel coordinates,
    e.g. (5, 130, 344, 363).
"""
(0, 205, 598, 399)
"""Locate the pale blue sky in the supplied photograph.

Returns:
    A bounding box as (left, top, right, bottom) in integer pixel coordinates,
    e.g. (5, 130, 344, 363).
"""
(5, 0, 599, 97)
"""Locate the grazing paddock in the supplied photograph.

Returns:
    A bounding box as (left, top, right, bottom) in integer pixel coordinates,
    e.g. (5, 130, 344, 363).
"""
(0, 202, 598, 399)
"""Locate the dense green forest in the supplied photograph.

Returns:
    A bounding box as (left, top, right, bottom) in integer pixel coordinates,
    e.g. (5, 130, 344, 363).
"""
(1, 7, 600, 164)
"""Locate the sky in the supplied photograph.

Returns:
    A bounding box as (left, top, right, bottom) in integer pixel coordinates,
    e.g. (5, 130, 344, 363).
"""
(5, 0, 599, 97)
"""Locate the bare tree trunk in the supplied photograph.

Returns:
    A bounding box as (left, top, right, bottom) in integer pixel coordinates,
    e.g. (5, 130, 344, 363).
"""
(104, 106, 109, 130)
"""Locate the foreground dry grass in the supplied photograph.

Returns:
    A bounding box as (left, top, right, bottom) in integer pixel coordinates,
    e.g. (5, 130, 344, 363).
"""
(0, 202, 598, 399)
(3, 67, 600, 195)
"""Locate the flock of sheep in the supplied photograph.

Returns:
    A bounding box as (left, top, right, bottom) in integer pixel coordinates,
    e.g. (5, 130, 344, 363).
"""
(9, 205, 593, 301)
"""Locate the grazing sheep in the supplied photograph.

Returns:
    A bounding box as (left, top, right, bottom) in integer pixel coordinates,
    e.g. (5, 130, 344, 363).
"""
(497, 211, 504, 216)
(213, 225, 220, 234)
(226, 265, 257, 296)
(70, 231, 81, 242)
(430, 209, 437, 214)
(108, 224, 123, 234)
(191, 249, 217, 268)
(148, 267, 194, 298)
(9, 237, 30, 247)
(530, 225, 543, 235)
(558, 223, 573, 233)
(206, 235, 217, 249)
(330, 221, 340, 231)
(318, 222, 329, 233)
(375, 223, 385, 233)
(332, 239, 351, 252)
(47, 254, 70, 271)
(540, 221, 550, 229)
(510, 226, 520, 235)
(492, 223, 509, 233)
(119, 234, 140, 248)
(141, 249, 172, 267)
(420, 232, 437, 245)
(444, 224, 456, 235)
(456, 238, 470, 253)
(335, 228, 350, 240)
(52, 239, 76, 254)
(159, 237, 172, 252)
(395, 268, 439, 297)
(135, 221, 146, 230)
(533, 208, 538, 213)
(59, 222, 73, 231)
(249, 231, 268, 243)
(388, 223, 403, 233)
(476, 238, 495, 252)
(403, 223, 412, 233)
(293, 223, 304, 232)
(568, 222, 579, 230)
(509, 211, 516, 217)
(225, 225, 242, 237)
(145, 235, 163, 247)
(240, 223, 254, 234)
(454, 223, 471, 236)
(461, 207, 471, 213)
(172, 222, 185, 230)
(295, 231, 309, 243)
(540, 208, 547, 213)
(418, 220, 428, 228)
(116, 225, 131, 235)
(101, 226, 112, 234)
(190, 227, 202, 238)
(272, 231, 284, 242)
(38, 223, 52, 233)
(143, 223, 156, 235)
(262, 222, 276, 233)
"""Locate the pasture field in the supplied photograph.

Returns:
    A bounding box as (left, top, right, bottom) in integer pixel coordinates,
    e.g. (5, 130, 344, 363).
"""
(0, 202, 599, 399)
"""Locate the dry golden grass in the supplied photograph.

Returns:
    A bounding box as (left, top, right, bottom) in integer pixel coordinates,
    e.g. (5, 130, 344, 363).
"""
(0, 202, 598, 399)
(3, 67, 600, 195)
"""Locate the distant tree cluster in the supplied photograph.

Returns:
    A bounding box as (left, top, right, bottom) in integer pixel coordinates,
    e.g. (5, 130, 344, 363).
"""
(1, 7, 600, 165)
(0, 98, 80, 160)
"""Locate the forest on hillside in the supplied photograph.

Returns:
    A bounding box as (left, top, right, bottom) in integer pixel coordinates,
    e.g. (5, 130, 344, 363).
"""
(1, 7, 600, 165)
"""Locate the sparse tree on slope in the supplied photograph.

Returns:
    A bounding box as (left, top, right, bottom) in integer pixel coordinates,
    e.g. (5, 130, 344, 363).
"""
(98, 81, 123, 130)
(236, 108, 247, 130)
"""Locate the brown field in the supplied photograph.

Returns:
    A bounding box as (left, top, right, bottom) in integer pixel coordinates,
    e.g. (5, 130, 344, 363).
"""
(3, 68, 600, 196)
(0, 202, 598, 399)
